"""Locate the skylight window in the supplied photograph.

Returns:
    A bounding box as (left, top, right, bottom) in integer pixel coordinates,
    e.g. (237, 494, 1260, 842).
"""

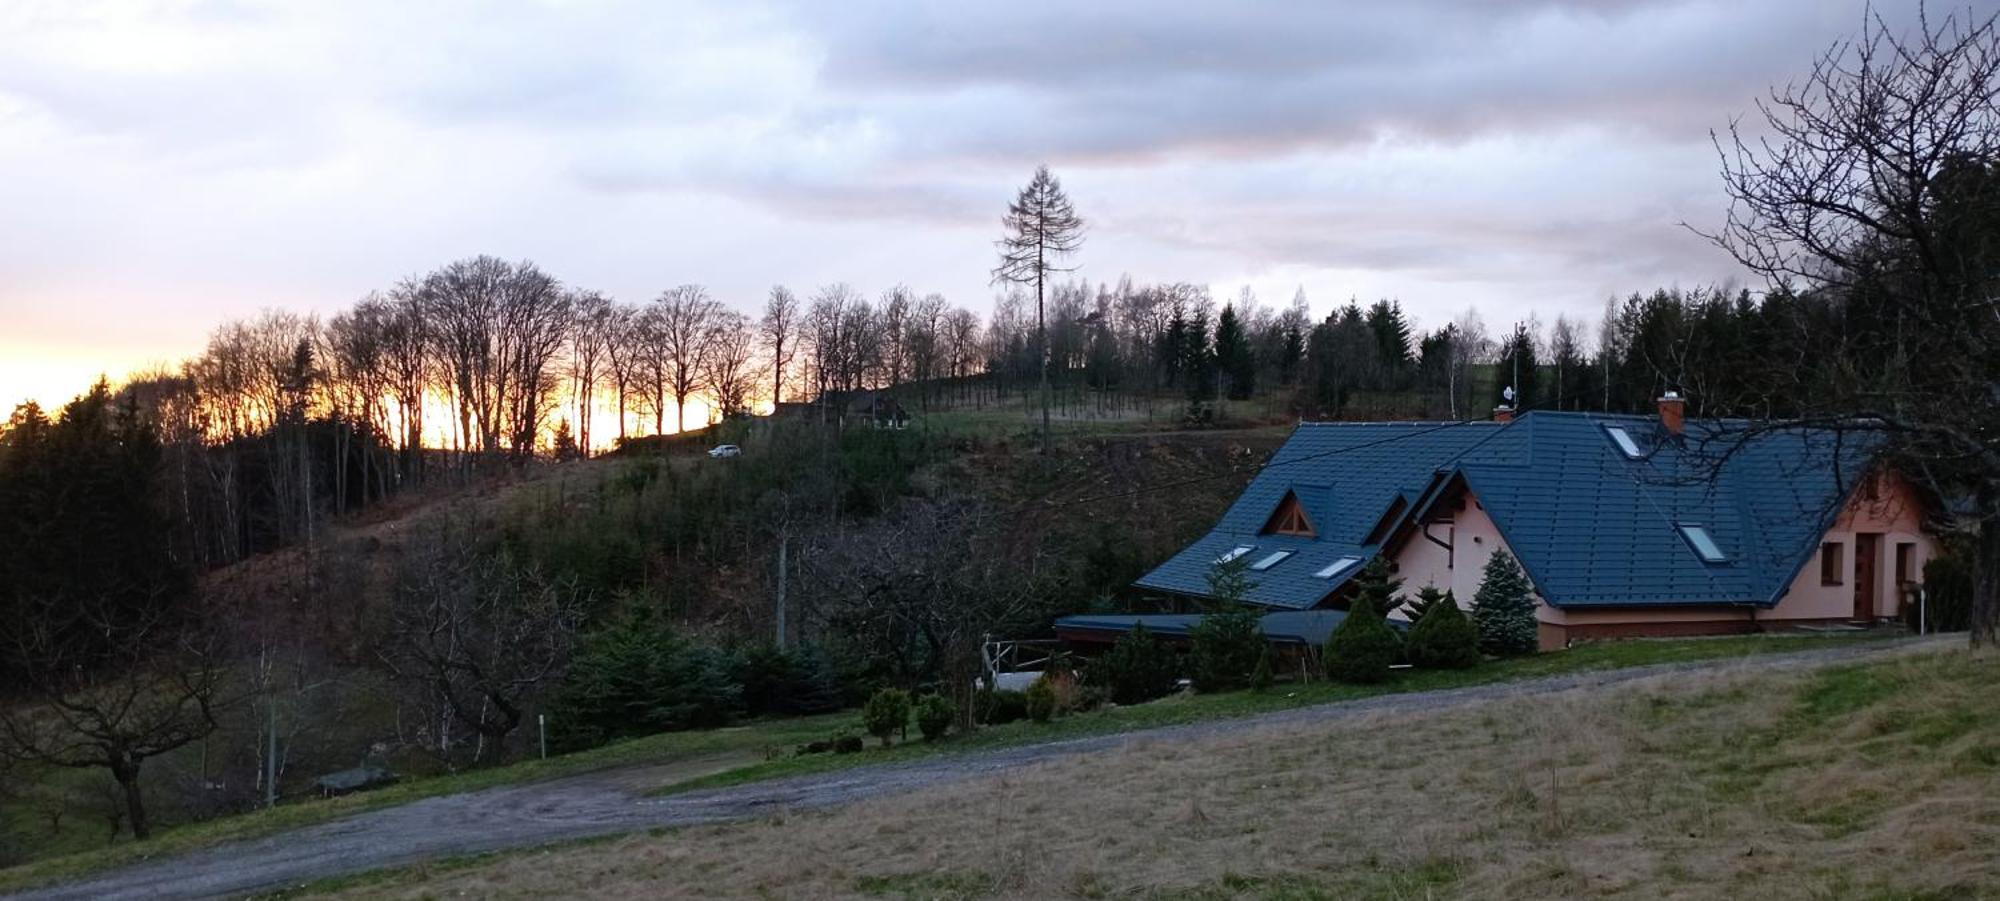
(1678, 525, 1727, 563)
(1606, 425, 1644, 459)
(1316, 556, 1362, 579)
(1216, 545, 1254, 564)
(1249, 550, 1293, 571)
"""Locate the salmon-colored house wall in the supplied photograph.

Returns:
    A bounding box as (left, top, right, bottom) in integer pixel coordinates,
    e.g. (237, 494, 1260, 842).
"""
(1386, 471, 1934, 649)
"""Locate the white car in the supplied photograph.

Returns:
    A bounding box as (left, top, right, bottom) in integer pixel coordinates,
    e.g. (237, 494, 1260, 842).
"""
(707, 444, 742, 458)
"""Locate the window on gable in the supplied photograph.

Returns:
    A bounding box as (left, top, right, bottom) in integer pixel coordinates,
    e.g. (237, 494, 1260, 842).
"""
(1262, 492, 1317, 537)
(1316, 556, 1361, 579)
(1250, 550, 1292, 571)
(1605, 425, 1644, 459)
(1678, 524, 1727, 563)
(1820, 541, 1845, 585)
(1216, 545, 1254, 565)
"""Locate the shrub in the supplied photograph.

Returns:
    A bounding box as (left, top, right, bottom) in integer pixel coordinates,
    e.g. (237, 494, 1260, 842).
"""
(1472, 550, 1538, 656)
(1250, 649, 1275, 692)
(1324, 596, 1401, 683)
(1189, 609, 1264, 692)
(977, 689, 1029, 725)
(1406, 592, 1480, 669)
(861, 688, 912, 747)
(914, 694, 956, 741)
(833, 734, 864, 754)
(1094, 624, 1180, 705)
(1025, 677, 1057, 723)
(1912, 551, 1973, 632)
(544, 619, 742, 752)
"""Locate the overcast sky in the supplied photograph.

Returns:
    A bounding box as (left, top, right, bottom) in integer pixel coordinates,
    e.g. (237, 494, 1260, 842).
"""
(0, 0, 1978, 408)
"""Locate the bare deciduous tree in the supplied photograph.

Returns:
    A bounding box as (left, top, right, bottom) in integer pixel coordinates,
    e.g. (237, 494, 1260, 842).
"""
(761, 286, 800, 405)
(1699, 6, 2000, 643)
(383, 521, 585, 767)
(993, 165, 1086, 453)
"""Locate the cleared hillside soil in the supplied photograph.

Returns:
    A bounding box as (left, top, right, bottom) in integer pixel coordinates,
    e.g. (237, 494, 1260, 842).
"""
(312, 640, 1999, 901)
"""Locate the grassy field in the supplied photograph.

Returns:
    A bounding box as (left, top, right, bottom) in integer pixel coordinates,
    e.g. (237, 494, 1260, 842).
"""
(650, 633, 1897, 796)
(0, 712, 849, 895)
(310, 640, 1998, 900)
(0, 633, 1898, 895)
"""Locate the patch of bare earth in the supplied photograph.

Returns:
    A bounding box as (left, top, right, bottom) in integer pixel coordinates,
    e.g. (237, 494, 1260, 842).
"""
(322, 646, 2000, 900)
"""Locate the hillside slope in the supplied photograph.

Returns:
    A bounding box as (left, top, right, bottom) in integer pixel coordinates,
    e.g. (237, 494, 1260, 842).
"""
(309, 641, 1998, 901)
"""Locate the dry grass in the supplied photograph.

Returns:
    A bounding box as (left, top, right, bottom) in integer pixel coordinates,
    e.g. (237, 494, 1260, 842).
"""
(318, 646, 2000, 900)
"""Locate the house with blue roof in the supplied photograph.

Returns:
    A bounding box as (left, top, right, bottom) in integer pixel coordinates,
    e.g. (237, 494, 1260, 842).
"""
(1057, 396, 1939, 651)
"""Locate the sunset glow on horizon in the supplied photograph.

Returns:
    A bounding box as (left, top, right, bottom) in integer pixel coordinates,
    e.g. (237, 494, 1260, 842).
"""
(1, 1, 1952, 420)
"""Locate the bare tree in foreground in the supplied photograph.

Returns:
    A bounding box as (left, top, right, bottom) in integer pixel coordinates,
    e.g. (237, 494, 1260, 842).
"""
(383, 522, 586, 768)
(798, 498, 1045, 729)
(0, 594, 222, 840)
(1701, 6, 2000, 643)
(994, 165, 1085, 453)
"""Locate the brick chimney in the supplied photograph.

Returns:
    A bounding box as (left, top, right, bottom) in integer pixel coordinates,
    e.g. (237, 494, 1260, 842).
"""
(1657, 391, 1686, 436)
(1492, 404, 1515, 424)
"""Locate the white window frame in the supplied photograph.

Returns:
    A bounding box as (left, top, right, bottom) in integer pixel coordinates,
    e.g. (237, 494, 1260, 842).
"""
(1606, 425, 1644, 459)
(1678, 524, 1727, 563)
(1249, 550, 1293, 571)
(1216, 545, 1254, 564)
(1316, 556, 1362, 579)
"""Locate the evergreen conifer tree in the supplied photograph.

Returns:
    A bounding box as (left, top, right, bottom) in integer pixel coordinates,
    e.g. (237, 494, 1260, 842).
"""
(1471, 550, 1538, 655)
(1324, 596, 1401, 683)
(1406, 591, 1480, 669)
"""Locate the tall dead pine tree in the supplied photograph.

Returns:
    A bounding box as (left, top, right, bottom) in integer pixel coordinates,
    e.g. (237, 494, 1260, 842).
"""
(993, 165, 1085, 454)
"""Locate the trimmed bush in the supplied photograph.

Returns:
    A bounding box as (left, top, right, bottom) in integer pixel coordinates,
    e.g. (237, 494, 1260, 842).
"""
(977, 689, 1029, 725)
(1324, 596, 1401, 683)
(1093, 623, 1180, 705)
(915, 694, 956, 741)
(1025, 676, 1057, 723)
(861, 688, 912, 747)
(1406, 591, 1480, 669)
(1472, 550, 1538, 656)
(1189, 609, 1264, 692)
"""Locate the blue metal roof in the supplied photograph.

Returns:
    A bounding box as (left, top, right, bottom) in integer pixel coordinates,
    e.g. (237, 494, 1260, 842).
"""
(1133, 412, 1880, 610)
(1055, 609, 1407, 647)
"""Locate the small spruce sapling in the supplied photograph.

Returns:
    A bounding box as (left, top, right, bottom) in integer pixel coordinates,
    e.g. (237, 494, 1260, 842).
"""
(1349, 557, 1406, 618)
(1472, 550, 1538, 656)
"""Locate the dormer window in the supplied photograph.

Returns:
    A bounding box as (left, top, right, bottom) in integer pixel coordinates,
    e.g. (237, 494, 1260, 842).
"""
(1262, 491, 1317, 537)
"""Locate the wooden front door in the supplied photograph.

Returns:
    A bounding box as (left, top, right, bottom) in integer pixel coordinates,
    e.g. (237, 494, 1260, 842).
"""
(1854, 533, 1881, 621)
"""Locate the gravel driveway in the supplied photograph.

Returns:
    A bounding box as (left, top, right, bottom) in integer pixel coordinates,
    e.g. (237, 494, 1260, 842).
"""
(8, 636, 1939, 901)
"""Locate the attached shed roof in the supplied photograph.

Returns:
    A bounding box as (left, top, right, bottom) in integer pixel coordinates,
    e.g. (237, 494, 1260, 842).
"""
(1132, 411, 1883, 610)
(1054, 609, 1407, 647)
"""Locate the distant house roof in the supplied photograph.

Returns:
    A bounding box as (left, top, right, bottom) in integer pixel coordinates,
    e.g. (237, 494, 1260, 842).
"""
(1134, 411, 1886, 611)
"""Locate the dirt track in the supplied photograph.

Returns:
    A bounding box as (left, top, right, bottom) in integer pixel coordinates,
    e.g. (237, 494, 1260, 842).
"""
(8, 637, 1941, 901)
